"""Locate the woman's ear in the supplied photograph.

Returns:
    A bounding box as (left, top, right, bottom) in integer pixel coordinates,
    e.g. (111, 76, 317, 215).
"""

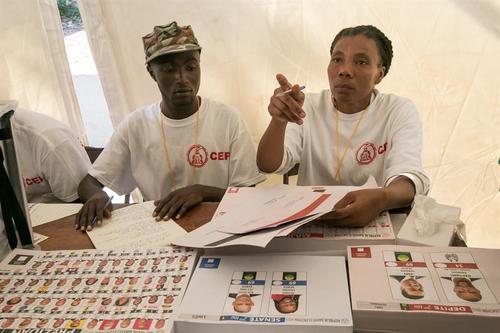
(375, 66, 386, 84)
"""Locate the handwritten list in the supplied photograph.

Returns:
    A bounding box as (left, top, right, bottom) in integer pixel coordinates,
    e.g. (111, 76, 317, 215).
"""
(87, 201, 187, 249)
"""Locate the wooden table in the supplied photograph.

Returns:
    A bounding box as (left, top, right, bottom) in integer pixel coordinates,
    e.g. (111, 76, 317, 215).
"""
(33, 203, 464, 251)
(33, 203, 218, 251)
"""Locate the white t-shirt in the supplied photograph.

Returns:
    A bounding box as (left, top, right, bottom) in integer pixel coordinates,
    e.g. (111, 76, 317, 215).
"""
(0, 220, 11, 261)
(90, 98, 265, 201)
(12, 110, 91, 203)
(276, 89, 429, 195)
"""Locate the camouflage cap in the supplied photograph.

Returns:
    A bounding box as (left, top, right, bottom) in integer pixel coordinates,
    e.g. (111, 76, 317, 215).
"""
(142, 21, 201, 63)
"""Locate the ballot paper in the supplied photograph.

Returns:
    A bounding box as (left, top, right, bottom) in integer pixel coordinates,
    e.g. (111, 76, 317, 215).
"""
(175, 255, 352, 333)
(205, 212, 395, 256)
(348, 245, 500, 333)
(0, 246, 197, 332)
(29, 203, 83, 227)
(174, 177, 381, 250)
(216, 187, 332, 234)
(87, 201, 187, 249)
(214, 177, 378, 233)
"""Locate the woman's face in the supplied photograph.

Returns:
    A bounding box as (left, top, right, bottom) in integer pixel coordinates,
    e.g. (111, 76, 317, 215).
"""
(328, 34, 384, 110)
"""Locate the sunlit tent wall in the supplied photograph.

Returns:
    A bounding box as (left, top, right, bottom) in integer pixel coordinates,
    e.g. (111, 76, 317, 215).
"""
(77, 0, 500, 242)
(0, 0, 498, 247)
(0, 0, 86, 140)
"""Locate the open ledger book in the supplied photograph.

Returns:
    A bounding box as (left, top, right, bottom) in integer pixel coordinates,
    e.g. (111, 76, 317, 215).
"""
(348, 245, 500, 333)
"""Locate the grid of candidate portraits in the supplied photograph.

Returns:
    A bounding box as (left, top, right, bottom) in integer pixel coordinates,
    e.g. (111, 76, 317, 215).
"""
(0, 247, 196, 331)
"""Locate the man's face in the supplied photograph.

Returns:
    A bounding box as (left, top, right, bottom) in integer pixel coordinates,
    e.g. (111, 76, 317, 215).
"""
(155, 319, 165, 329)
(56, 298, 66, 306)
(278, 297, 298, 313)
(36, 319, 48, 328)
(232, 294, 254, 313)
(454, 281, 482, 302)
(19, 318, 31, 327)
(87, 319, 98, 329)
(53, 319, 64, 328)
(148, 51, 201, 109)
(120, 319, 131, 328)
(1, 318, 15, 328)
(328, 35, 384, 108)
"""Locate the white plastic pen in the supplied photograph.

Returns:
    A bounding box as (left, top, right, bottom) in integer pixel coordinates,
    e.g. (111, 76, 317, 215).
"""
(276, 85, 306, 97)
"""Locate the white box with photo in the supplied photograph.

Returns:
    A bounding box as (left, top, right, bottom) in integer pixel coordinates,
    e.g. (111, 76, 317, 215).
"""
(348, 245, 500, 333)
(175, 255, 352, 333)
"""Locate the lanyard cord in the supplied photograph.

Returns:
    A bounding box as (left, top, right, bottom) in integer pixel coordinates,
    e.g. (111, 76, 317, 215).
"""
(334, 98, 369, 183)
(158, 97, 200, 190)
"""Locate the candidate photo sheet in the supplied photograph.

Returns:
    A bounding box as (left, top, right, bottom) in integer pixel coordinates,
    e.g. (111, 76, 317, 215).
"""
(383, 250, 439, 302)
(176, 255, 352, 333)
(0, 247, 197, 332)
(430, 251, 497, 304)
(349, 245, 500, 315)
(222, 271, 266, 316)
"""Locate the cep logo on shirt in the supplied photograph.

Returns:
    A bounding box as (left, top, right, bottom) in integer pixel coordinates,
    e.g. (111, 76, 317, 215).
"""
(187, 144, 230, 168)
(356, 142, 388, 165)
(24, 176, 45, 186)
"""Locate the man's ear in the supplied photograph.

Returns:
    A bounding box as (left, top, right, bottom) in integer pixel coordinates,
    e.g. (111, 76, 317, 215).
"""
(146, 63, 156, 81)
(375, 66, 385, 84)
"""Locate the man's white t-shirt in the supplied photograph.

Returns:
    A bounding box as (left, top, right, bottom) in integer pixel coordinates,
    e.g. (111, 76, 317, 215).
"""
(276, 89, 429, 195)
(12, 110, 91, 203)
(0, 221, 11, 261)
(90, 98, 265, 201)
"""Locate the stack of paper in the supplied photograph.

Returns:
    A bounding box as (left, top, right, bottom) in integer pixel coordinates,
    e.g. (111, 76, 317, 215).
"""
(206, 212, 395, 256)
(0, 247, 197, 332)
(174, 177, 381, 250)
(175, 255, 352, 333)
(348, 245, 500, 333)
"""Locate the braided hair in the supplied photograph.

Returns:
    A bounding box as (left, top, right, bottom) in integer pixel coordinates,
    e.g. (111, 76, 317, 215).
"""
(330, 25, 393, 76)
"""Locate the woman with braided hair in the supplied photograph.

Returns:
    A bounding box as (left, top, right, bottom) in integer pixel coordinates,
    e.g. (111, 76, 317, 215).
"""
(258, 25, 429, 227)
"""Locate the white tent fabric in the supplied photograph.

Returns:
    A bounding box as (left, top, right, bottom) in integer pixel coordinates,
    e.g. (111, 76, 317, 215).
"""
(0, 0, 86, 141)
(78, 0, 500, 234)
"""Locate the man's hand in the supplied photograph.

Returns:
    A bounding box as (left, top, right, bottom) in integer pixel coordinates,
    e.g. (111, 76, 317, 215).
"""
(152, 185, 224, 221)
(268, 73, 305, 125)
(326, 188, 388, 227)
(75, 191, 113, 232)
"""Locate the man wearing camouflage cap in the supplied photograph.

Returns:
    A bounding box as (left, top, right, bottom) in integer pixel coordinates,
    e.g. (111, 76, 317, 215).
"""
(76, 21, 264, 231)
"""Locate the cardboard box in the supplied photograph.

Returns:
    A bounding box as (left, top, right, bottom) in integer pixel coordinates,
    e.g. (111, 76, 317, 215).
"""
(175, 255, 352, 332)
(348, 245, 500, 333)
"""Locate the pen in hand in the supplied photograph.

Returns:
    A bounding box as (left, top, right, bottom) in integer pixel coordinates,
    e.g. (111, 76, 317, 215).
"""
(90, 195, 114, 227)
(276, 85, 306, 97)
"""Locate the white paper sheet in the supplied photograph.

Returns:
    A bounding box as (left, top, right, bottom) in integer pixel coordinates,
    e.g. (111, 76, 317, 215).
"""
(32, 232, 48, 245)
(29, 203, 83, 226)
(174, 177, 379, 249)
(217, 190, 331, 234)
(86, 201, 187, 249)
(216, 177, 378, 235)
